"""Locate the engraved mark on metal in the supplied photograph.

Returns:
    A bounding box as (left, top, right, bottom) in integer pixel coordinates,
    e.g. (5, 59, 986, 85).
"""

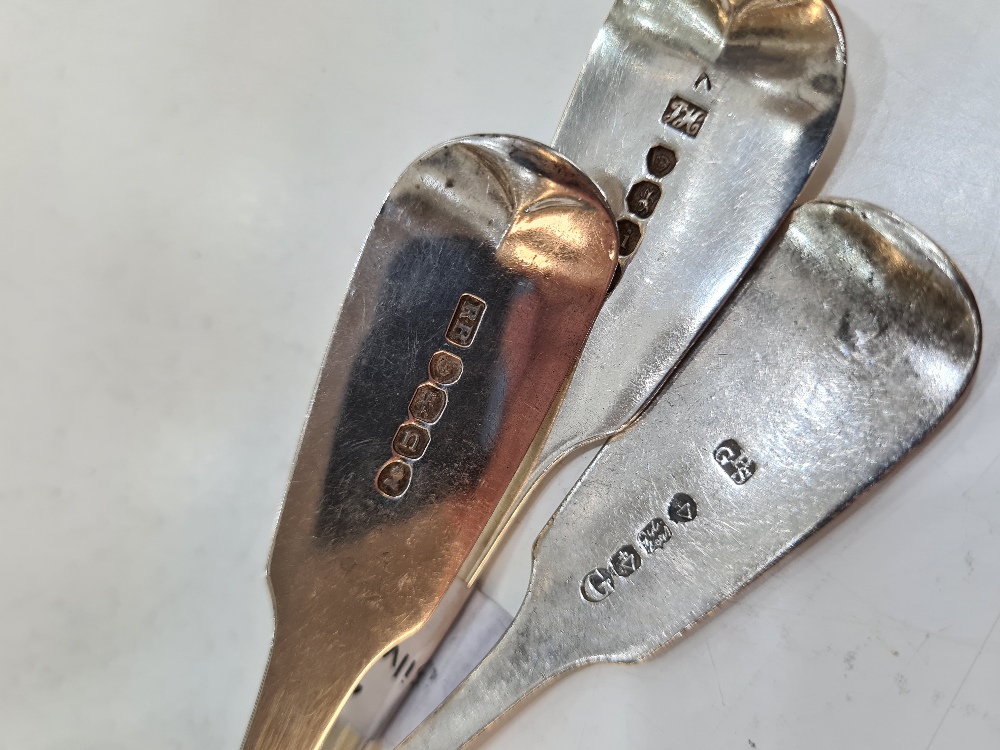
(668, 493, 698, 523)
(429, 350, 463, 385)
(581, 568, 616, 603)
(445, 293, 487, 348)
(694, 72, 712, 91)
(617, 219, 642, 257)
(662, 95, 708, 138)
(392, 423, 431, 460)
(714, 439, 756, 485)
(611, 545, 642, 577)
(409, 384, 447, 425)
(376, 460, 412, 499)
(613, 93, 696, 266)
(646, 146, 678, 178)
(376, 294, 482, 498)
(637, 518, 671, 553)
(626, 181, 662, 220)
(581, 495, 698, 602)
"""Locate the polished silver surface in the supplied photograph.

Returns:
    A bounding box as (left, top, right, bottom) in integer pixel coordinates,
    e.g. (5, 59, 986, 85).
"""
(399, 199, 982, 750)
(242, 136, 618, 750)
(335, 1, 846, 741)
(334, 0, 846, 748)
(465, 0, 847, 581)
(349, 1, 846, 741)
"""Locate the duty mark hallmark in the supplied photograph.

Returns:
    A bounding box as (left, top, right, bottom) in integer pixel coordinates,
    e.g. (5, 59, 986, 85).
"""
(376, 460, 412, 499)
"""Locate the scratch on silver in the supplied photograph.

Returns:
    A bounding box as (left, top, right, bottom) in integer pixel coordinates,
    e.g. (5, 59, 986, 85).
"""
(398, 199, 981, 750)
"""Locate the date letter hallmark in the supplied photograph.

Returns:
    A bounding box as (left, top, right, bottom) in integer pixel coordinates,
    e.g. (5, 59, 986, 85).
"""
(375, 293, 486, 499)
(714, 439, 756, 485)
(581, 568, 616, 603)
(662, 96, 708, 138)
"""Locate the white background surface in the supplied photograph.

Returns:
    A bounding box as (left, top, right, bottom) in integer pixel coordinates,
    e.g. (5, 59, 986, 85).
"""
(0, 0, 997, 748)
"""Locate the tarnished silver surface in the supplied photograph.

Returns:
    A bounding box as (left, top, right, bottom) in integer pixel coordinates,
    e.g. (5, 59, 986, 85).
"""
(464, 0, 846, 581)
(399, 199, 981, 750)
(242, 136, 618, 750)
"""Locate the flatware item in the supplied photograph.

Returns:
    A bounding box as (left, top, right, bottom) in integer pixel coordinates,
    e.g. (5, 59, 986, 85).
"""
(336, 2, 846, 742)
(241, 135, 618, 750)
(464, 0, 846, 581)
(398, 199, 982, 750)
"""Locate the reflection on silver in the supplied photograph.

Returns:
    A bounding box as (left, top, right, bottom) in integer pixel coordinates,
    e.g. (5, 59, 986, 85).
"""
(341, 2, 846, 743)
(241, 136, 617, 750)
(464, 0, 847, 581)
(398, 200, 981, 750)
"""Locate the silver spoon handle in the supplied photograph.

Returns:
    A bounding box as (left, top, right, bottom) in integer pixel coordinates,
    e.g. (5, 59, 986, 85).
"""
(397, 598, 579, 750)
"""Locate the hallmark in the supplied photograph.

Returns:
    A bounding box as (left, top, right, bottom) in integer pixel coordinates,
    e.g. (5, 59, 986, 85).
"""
(617, 219, 642, 257)
(376, 293, 485, 498)
(610, 545, 642, 577)
(581, 567, 616, 603)
(392, 423, 431, 460)
(446, 293, 487, 348)
(646, 145, 678, 178)
(714, 439, 756, 485)
(668, 493, 698, 523)
(409, 383, 448, 425)
(429, 350, 463, 385)
(662, 95, 708, 137)
(637, 517, 670, 553)
(580, 494, 699, 603)
(376, 460, 412, 499)
(626, 181, 662, 219)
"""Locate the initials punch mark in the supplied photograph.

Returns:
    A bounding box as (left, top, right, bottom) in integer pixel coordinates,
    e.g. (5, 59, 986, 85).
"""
(714, 439, 756, 485)
(446, 293, 487, 348)
(662, 96, 708, 138)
